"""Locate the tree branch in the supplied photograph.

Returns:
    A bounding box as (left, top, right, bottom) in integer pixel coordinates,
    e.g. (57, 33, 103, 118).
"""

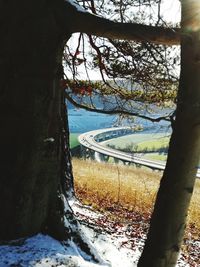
(64, 1, 180, 46)
(65, 92, 171, 123)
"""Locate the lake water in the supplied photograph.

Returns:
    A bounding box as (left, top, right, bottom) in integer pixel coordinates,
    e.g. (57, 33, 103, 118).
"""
(68, 108, 172, 134)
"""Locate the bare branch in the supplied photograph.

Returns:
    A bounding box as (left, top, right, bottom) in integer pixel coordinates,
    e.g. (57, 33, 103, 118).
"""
(65, 92, 171, 122)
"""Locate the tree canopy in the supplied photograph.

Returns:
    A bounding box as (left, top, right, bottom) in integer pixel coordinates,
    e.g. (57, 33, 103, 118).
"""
(63, 0, 180, 121)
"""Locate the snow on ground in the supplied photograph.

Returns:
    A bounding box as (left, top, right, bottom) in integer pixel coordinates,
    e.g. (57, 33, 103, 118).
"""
(0, 228, 140, 267)
(0, 201, 191, 267)
(0, 234, 103, 267)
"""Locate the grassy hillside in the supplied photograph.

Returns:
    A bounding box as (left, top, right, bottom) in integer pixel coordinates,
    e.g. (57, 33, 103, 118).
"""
(136, 136, 169, 151)
(69, 133, 80, 148)
(103, 133, 170, 147)
(104, 133, 170, 161)
(73, 158, 200, 236)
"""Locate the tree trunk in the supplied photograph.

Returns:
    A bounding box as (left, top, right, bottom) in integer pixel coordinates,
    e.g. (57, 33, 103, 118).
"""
(138, 2, 200, 266)
(0, 0, 74, 240)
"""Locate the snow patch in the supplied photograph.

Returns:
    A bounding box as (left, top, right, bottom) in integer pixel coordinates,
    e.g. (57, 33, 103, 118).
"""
(65, 0, 101, 18)
(0, 234, 105, 267)
(65, 0, 88, 13)
(79, 225, 141, 267)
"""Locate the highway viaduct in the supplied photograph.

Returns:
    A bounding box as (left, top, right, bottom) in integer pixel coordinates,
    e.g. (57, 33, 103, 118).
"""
(78, 127, 200, 178)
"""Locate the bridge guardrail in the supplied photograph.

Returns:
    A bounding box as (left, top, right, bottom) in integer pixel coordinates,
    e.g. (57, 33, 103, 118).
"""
(78, 127, 200, 178)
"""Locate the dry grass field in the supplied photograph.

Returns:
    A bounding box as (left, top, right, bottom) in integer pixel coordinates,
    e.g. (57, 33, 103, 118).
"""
(72, 158, 200, 236)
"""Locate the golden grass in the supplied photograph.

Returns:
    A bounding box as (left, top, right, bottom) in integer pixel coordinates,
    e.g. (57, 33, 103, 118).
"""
(72, 158, 200, 231)
(188, 179, 200, 228)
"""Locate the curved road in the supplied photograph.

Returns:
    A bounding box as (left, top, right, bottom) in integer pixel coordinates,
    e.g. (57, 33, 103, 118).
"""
(78, 127, 200, 178)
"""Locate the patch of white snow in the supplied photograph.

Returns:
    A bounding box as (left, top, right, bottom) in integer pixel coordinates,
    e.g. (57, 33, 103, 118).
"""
(0, 234, 107, 267)
(65, 0, 88, 13)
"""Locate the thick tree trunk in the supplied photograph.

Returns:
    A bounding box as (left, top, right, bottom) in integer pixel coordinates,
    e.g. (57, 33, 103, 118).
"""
(138, 2, 200, 266)
(0, 0, 73, 240)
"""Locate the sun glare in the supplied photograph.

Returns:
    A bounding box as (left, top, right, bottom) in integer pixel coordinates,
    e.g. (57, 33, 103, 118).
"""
(182, 1, 200, 31)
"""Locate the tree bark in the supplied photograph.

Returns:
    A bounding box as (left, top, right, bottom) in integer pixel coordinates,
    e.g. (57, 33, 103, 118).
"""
(138, 1, 200, 266)
(0, 0, 74, 240)
(64, 1, 180, 45)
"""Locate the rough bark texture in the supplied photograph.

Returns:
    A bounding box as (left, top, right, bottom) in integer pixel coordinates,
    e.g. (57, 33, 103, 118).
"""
(138, 2, 200, 266)
(0, 0, 73, 240)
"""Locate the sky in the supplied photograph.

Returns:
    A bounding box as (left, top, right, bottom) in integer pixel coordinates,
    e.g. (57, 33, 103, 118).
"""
(158, 0, 181, 23)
